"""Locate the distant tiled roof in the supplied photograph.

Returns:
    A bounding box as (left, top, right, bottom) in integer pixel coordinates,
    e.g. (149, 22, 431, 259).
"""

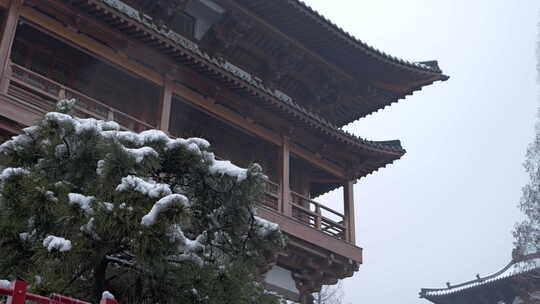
(420, 254, 540, 299)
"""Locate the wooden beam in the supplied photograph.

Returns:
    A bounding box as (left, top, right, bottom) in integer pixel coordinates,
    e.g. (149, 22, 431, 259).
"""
(280, 136, 292, 216)
(159, 78, 173, 132)
(27, 0, 129, 50)
(0, 94, 44, 126)
(290, 143, 345, 178)
(343, 181, 355, 244)
(20, 6, 165, 86)
(0, 0, 23, 92)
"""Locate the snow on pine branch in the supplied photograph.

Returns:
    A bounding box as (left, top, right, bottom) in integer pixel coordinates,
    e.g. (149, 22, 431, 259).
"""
(45, 112, 120, 135)
(0, 126, 37, 153)
(116, 175, 172, 198)
(208, 158, 248, 182)
(168, 224, 205, 253)
(43, 235, 72, 252)
(141, 194, 190, 226)
(0, 167, 29, 180)
(122, 146, 158, 163)
(68, 193, 95, 215)
(102, 291, 115, 300)
(254, 216, 279, 237)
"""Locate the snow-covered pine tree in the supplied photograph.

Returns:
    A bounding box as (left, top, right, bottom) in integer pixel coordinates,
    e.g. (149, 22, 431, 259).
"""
(511, 19, 540, 304)
(514, 119, 540, 257)
(0, 100, 285, 304)
(514, 17, 540, 258)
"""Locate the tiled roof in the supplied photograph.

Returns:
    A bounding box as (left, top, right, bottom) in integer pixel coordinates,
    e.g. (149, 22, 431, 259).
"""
(236, 0, 448, 78)
(85, 0, 406, 162)
(289, 0, 448, 76)
(420, 254, 540, 298)
(234, 0, 448, 125)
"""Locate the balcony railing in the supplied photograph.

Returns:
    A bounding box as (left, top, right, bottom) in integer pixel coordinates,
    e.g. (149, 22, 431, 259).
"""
(290, 191, 346, 239)
(262, 180, 347, 241)
(262, 180, 280, 211)
(6, 62, 154, 132)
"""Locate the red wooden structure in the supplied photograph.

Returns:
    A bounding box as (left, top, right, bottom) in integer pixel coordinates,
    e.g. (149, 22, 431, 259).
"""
(0, 280, 117, 304)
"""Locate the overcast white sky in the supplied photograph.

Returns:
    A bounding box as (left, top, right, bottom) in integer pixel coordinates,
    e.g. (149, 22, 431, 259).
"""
(302, 1, 540, 303)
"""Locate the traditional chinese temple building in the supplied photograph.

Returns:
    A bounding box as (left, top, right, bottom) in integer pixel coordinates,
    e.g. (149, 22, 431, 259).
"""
(0, 0, 448, 302)
(420, 253, 540, 304)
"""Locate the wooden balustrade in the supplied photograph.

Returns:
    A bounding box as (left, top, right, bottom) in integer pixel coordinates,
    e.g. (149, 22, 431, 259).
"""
(261, 179, 280, 211)
(261, 181, 347, 240)
(290, 191, 346, 239)
(6, 62, 154, 132)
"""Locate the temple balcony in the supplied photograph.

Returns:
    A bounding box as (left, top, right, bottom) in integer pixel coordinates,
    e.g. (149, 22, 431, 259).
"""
(1, 52, 358, 250)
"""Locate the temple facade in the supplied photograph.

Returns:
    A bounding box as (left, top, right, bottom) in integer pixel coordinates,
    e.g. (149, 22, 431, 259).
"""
(420, 253, 540, 304)
(0, 0, 447, 302)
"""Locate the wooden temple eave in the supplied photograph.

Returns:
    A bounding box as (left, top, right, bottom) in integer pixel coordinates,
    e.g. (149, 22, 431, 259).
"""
(114, 0, 448, 129)
(237, 0, 448, 80)
(17, 0, 407, 181)
(372, 76, 444, 96)
(230, 0, 449, 125)
(213, 0, 359, 90)
(14, 3, 336, 175)
(67, 0, 386, 147)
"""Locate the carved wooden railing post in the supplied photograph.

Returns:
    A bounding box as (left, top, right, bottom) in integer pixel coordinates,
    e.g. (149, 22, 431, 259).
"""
(315, 204, 322, 229)
(0, 0, 23, 94)
(0, 61, 12, 93)
(343, 180, 355, 244)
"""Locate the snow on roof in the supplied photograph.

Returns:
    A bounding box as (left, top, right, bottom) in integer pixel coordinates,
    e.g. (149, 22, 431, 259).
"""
(420, 256, 540, 298)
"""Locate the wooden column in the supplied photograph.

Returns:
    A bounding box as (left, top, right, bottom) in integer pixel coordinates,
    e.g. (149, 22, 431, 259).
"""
(0, 0, 23, 93)
(279, 136, 291, 216)
(343, 180, 356, 244)
(159, 78, 173, 132)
